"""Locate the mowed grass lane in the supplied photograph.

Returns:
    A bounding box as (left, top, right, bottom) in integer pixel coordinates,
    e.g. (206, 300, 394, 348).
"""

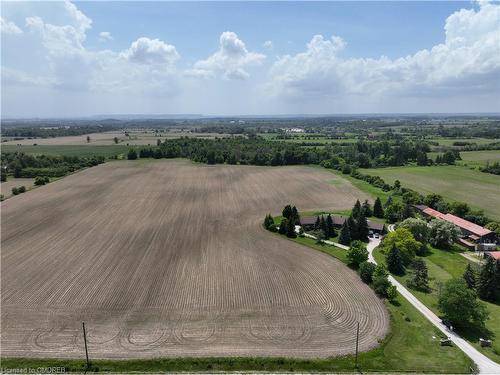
(361, 166, 500, 220)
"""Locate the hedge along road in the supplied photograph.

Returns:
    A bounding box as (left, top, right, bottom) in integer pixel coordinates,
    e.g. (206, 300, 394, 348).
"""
(367, 235, 500, 374)
(1, 159, 388, 359)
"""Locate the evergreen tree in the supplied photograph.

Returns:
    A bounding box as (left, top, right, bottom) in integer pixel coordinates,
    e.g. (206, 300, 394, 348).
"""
(314, 216, 321, 231)
(373, 197, 384, 218)
(477, 256, 497, 302)
(402, 204, 414, 220)
(291, 206, 300, 224)
(463, 263, 477, 290)
(352, 200, 362, 218)
(362, 200, 373, 217)
(263, 214, 274, 230)
(347, 215, 358, 240)
(386, 244, 405, 275)
(356, 211, 370, 241)
(320, 215, 327, 236)
(326, 214, 336, 238)
(278, 218, 288, 235)
(286, 218, 297, 238)
(409, 258, 430, 292)
(282, 205, 292, 219)
(384, 195, 393, 208)
(339, 220, 351, 245)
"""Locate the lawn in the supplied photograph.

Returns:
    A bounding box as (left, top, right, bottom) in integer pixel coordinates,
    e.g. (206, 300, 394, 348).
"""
(1, 144, 134, 158)
(360, 165, 500, 220)
(374, 245, 500, 363)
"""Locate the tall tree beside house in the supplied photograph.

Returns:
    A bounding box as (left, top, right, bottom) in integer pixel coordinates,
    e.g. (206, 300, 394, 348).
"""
(291, 206, 300, 224)
(352, 200, 362, 218)
(282, 205, 293, 220)
(477, 256, 497, 302)
(339, 220, 351, 245)
(356, 210, 370, 241)
(286, 218, 297, 238)
(326, 214, 336, 238)
(314, 216, 321, 231)
(463, 263, 477, 290)
(278, 218, 288, 235)
(373, 197, 384, 218)
(387, 244, 405, 275)
(362, 200, 373, 217)
(347, 215, 358, 240)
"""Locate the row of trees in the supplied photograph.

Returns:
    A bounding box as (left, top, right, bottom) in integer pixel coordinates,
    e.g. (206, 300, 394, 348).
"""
(338, 200, 371, 245)
(132, 136, 435, 169)
(1, 152, 105, 178)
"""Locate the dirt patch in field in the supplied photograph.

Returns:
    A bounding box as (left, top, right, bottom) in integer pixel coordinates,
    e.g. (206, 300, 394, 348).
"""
(1, 160, 388, 359)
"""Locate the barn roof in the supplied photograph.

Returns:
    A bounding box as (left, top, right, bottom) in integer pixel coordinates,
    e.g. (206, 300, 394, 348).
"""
(486, 251, 500, 260)
(418, 206, 492, 237)
(441, 213, 492, 237)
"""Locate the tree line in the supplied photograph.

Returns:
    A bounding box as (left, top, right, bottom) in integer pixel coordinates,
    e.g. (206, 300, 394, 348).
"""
(1, 152, 105, 179)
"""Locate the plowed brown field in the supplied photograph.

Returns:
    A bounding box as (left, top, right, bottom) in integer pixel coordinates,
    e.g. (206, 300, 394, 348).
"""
(1, 160, 388, 359)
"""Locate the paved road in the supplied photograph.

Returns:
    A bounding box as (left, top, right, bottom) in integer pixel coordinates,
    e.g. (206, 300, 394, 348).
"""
(367, 238, 500, 374)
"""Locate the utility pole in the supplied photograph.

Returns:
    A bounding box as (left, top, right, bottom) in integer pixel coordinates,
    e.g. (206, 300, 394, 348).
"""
(355, 321, 360, 369)
(82, 322, 90, 369)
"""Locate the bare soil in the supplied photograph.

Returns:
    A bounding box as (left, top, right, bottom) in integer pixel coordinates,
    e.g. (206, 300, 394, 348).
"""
(1, 160, 388, 359)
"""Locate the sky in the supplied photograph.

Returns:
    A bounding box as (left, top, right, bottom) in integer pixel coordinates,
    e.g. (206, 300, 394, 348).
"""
(1, 1, 499, 117)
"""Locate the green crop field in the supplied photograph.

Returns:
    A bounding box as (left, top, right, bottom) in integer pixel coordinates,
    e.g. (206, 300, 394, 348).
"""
(458, 150, 500, 167)
(1, 144, 133, 158)
(361, 166, 500, 220)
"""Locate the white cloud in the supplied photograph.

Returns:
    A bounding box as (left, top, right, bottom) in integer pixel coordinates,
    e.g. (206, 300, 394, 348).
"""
(187, 31, 265, 80)
(121, 37, 179, 66)
(269, 1, 500, 99)
(4, 2, 180, 96)
(263, 40, 273, 50)
(1, 17, 23, 35)
(98, 31, 113, 42)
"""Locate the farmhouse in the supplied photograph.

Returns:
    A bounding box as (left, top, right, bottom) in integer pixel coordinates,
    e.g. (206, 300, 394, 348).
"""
(300, 215, 385, 234)
(413, 205, 497, 250)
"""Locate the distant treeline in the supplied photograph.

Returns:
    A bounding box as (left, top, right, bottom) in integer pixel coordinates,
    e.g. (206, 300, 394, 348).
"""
(1, 152, 105, 179)
(135, 137, 432, 168)
(480, 161, 500, 176)
(2, 125, 116, 139)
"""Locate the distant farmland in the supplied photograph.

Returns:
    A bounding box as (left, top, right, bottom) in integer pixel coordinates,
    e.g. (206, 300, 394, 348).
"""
(1, 160, 388, 359)
(361, 165, 500, 220)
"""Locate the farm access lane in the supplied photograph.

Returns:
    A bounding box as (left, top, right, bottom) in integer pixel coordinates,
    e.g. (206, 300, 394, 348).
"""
(367, 238, 500, 374)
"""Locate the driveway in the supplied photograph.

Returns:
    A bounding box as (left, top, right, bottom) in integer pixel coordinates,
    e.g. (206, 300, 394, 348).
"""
(367, 238, 500, 374)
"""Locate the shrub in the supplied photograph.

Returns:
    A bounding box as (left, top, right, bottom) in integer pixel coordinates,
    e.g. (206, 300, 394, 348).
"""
(359, 261, 376, 283)
(11, 187, 19, 195)
(34, 176, 47, 186)
(346, 240, 368, 268)
(18, 186, 26, 193)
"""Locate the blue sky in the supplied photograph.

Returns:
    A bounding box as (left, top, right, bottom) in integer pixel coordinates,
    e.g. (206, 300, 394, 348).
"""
(1, 1, 499, 117)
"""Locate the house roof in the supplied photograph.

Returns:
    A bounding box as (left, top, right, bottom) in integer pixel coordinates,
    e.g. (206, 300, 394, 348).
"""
(422, 207, 447, 219)
(368, 220, 385, 231)
(420, 207, 492, 237)
(441, 213, 492, 237)
(299, 216, 317, 225)
(486, 251, 500, 260)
